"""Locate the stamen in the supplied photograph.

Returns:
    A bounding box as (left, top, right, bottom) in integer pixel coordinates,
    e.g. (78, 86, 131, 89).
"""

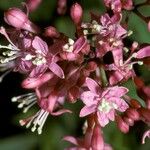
(32, 55, 46, 66)
(0, 70, 11, 82)
(127, 30, 133, 36)
(123, 47, 129, 53)
(0, 27, 20, 50)
(12, 93, 37, 113)
(29, 109, 49, 134)
(63, 39, 75, 53)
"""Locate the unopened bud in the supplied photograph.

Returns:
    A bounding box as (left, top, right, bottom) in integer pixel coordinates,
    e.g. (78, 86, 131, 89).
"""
(123, 116, 134, 126)
(26, 0, 42, 12)
(131, 41, 138, 51)
(138, 108, 150, 122)
(148, 21, 150, 32)
(130, 99, 141, 109)
(116, 115, 129, 133)
(126, 108, 140, 121)
(134, 77, 144, 89)
(91, 124, 104, 150)
(44, 26, 60, 38)
(57, 0, 67, 15)
(86, 61, 97, 72)
(68, 86, 79, 103)
(22, 73, 53, 89)
(4, 8, 39, 33)
(70, 3, 83, 25)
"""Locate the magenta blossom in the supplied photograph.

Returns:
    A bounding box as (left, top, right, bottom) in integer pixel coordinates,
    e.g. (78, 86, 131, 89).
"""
(80, 77, 128, 127)
(60, 36, 90, 63)
(104, 0, 133, 12)
(0, 27, 64, 79)
(106, 46, 150, 85)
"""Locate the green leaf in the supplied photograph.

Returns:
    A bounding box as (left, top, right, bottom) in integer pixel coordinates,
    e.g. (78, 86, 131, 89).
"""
(138, 5, 150, 17)
(128, 12, 150, 44)
(54, 17, 75, 38)
(122, 79, 145, 107)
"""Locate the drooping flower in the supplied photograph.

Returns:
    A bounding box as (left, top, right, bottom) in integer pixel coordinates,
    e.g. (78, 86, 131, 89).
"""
(80, 77, 128, 127)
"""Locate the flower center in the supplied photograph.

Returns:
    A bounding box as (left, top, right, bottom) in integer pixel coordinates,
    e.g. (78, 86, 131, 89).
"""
(98, 98, 117, 113)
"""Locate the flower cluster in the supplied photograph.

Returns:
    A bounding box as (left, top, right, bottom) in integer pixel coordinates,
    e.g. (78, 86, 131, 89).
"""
(0, 0, 150, 149)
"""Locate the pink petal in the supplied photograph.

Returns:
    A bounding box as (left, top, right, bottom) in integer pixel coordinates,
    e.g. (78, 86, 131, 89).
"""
(22, 72, 53, 89)
(48, 62, 65, 79)
(80, 105, 96, 117)
(109, 97, 129, 112)
(86, 77, 101, 94)
(112, 48, 123, 66)
(51, 109, 72, 116)
(107, 86, 128, 98)
(142, 129, 150, 144)
(47, 91, 58, 112)
(115, 25, 127, 38)
(29, 65, 47, 77)
(137, 46, 150, 58)
(32, 36, 48, 55)
(104, 143, 113, 150)
(97, 112, 109, 127)
(80, 91, 97, 106)
(148, 21, 150, 32)
(63, 136, 79, 146)
(107, 110, 115, 121)
(73, 37, 86, 53)
(109, 70, 124, 85)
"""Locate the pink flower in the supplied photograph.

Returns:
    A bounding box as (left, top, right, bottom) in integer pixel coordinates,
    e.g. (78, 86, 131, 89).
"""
(25, 36, 65, 78)
(103, 0, 133, 12)
(80, 77, 128, 127)
(106, 46, 150, 85)
(60, 36, 90, 63)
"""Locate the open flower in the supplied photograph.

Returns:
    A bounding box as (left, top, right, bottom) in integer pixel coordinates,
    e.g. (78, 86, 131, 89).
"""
(80, 77, 128, 127)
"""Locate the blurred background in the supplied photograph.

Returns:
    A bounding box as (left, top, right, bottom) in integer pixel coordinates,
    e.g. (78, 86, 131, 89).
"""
(0, 0, 150, 149)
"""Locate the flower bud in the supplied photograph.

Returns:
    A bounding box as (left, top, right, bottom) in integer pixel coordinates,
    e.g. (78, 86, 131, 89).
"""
(116, 115, 129, 133)
(86, 61, 97, 72)
(26, 0, 42, 12)
(138, 108, 150, 122)
(91, 124, 104, 150)
(68, 86, 79, 103)
(57, 0, 67, 15)
(123, 116, 134, 126)
(22, 73, 53, 89)
(134, 77, 144, 89)
(130, 99, 141, 109)
(4, 8, 39, 33)
(126, 108, 140, 121)
(44, 26, 60, 38)
(148, 21, 150, 32)
(70, 3, 83, 25)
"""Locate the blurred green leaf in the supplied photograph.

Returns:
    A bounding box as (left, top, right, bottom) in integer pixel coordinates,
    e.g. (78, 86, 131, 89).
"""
(0, 0, 23, 10)
(0, 135, 37, 150)
(30, 0, 56, 22)
(128, 12, 150, 44)
(138, 5, 150, 17)
(54, 17, 75, 38)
